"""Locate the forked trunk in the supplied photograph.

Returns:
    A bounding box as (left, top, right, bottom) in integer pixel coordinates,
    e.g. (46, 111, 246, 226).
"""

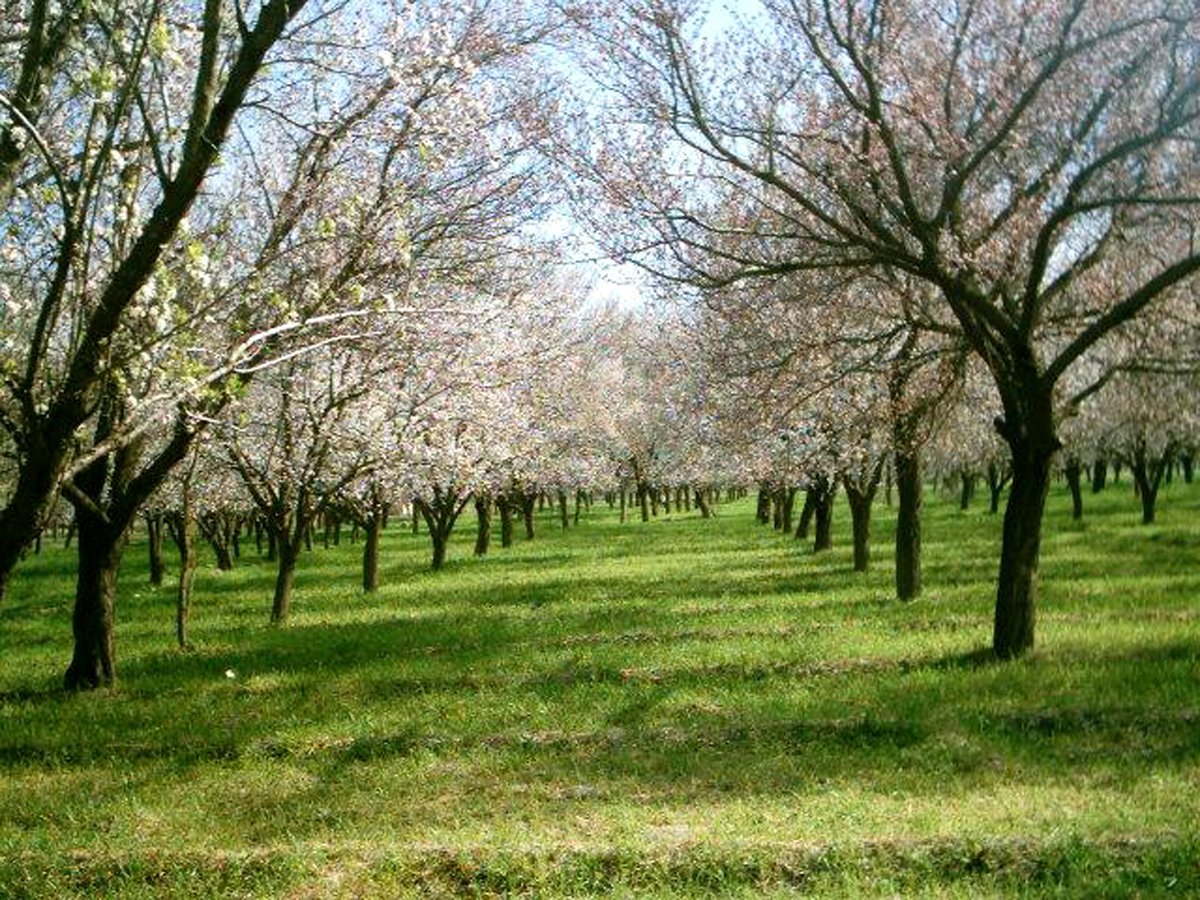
(1130, 442, 1168, 525)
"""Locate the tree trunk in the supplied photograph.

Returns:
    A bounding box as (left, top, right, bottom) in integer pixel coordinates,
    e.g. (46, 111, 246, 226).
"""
(474, 495, 492, 556)
(557, 490, 569, 529)
(812, 478, 836, 553)
(0, 461, 61, 602)
(994, 439, 1055, 659)
(959, 471, 975, 511)
(991, 364, 1060, 660)
(1130, 442, 1168, 525)
(694, 487, 712, 519)
(521, 493, 536, 540)
(781, 487, 796, 534)
(638, 484, 649, 523)
(843, 465, 882, 573)
(362, 516, 381, 592)
(271, 539, 298, 624)
(1180, 453, 1194, 484)
(431, 529, 448, 570)
(1064, 458, 1084, 520)
(498, 495, 514, 547)
(756, 486, 770, 524)
(167, 506, 198, 651)
(893, 449, 922, 601)
(619, 488, 627, 523)
(145, 511, 165, 586)
(63, 513, 125, 690)
(796, 487, 816, 540)
(986, 462, 1009, 514)
(574, 490, 583, 525)
(1091, 457, 1108, 493)
(200, 512, 234, 571)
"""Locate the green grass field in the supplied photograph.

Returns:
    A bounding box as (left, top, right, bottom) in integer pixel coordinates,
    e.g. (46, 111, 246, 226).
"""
(1, 478, 1198, 897)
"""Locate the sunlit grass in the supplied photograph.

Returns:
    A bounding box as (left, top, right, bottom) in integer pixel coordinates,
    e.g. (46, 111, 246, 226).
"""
(1, 477, 1198, 897)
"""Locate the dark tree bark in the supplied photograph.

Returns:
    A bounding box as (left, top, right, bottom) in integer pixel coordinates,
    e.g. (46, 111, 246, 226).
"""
(358, 485, 387, 594)
(796, 487, 817, 541)
(1091, 457, 1108, 493)
(145, 511, 165, 587)
(271, 538, 298, 623)
(198, 510, 235, 570)
(811, 477, 836, 553)
(474, 494, 492, 556)
(416, 486, 470, 570)
(362, 516, 381, 592)
(497, 494, 514, 547)
(64, 510, 123, 690)
(557, 490, 569, 529)
(1130, 441, 1171, 525)
(521, 491, 537, 540)
(62, 398, 195, 688)
(781, 487, 797, 534)
(693, 486, 712, 519)
(1181, 453, 1194, 484)
(959, 471, 976, 511)
(991, 370, 1061, 660)
(843, 462, 883, 572)
(637, 483, 649, 522)
(756, 485, 770, 524)
(1064, 458, 1084, 520)
(165, 467, 198, 651)
(893, 449, 922, 601)
(986, 462, 1011, 514)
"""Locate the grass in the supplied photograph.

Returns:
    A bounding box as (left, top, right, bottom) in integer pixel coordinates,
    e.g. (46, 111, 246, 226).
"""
(0, 477, 1198, 897)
